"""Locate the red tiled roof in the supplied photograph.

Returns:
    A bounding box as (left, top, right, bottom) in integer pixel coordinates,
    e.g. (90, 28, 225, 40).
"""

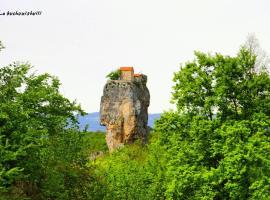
(120, 67, 134, 71)
(134, 73, 142, 77)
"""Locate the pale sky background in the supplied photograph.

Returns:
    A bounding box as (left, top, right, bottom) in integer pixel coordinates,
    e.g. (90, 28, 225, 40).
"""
(1, 0, 270, 113)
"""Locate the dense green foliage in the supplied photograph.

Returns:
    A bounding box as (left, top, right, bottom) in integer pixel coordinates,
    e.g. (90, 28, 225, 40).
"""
(88, 137, 167, 200)
(1, 39, 270, 199)
(86, 45, 270, 200)
(0, 50, 107, 199)
(153, 46, 270, 199)
(106, 69, 121, 80)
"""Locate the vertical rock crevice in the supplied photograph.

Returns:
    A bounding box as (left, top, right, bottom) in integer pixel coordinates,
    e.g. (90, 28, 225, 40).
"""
(100, 69, 150, 151)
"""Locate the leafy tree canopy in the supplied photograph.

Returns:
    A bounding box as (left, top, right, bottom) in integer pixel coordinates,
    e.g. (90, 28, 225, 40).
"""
(0, 61, 89, 199)
(154, 41, 270, 199)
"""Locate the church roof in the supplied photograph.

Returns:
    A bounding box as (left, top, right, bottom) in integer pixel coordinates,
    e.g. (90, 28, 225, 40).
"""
(134, 73, 142, 77)
(120, 67, 134, 71)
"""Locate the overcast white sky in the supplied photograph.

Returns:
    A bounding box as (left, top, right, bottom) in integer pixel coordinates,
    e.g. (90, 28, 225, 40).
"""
(1, 0, 270, 113)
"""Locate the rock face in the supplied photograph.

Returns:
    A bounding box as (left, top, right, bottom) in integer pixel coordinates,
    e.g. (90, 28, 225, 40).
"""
(100, 75, 150, 151)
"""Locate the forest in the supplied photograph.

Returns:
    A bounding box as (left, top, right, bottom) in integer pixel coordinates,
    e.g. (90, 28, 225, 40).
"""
(0, 38, 270, 200)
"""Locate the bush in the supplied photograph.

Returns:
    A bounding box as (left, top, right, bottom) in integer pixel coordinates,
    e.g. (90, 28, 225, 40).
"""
(106, 69, 121, 80)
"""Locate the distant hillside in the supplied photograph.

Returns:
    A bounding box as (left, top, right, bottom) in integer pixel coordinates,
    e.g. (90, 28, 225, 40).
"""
(77, 112, 161, 132)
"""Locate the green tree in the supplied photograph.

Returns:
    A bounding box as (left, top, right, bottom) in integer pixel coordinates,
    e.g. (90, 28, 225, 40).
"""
(155, 44, 270, 199)
(172, 47, 270, 120)
(0, 61, 91, 198)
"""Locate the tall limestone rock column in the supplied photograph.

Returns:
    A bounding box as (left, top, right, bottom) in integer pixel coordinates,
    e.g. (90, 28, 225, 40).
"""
(100, 69, 150, 151)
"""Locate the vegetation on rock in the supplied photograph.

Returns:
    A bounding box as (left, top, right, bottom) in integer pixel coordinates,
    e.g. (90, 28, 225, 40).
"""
(1, 37, 270, 199)
(89, 40, 270, 199)
(106, 69, 121, 80)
